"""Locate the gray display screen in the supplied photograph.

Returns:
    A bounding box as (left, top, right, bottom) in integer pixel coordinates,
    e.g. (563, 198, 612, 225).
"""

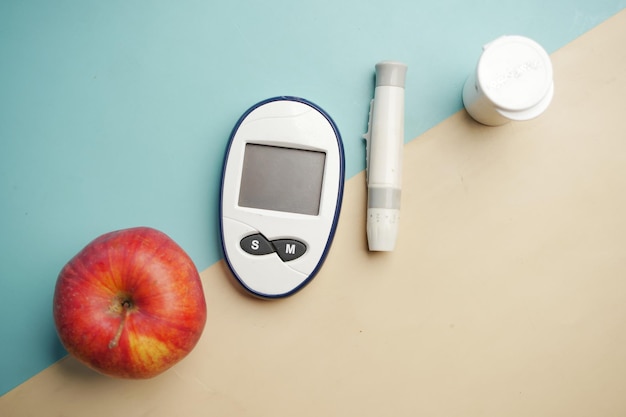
(238, 144, 326, 216)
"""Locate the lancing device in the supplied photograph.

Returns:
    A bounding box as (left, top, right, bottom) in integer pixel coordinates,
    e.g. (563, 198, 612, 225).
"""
(364, 61, 407, 251)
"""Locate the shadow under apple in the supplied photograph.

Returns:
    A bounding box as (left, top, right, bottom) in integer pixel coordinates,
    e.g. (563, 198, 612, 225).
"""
(55, 355, 106, 382)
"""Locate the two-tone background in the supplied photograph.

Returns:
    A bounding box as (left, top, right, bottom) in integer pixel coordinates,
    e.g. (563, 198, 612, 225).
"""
(2, 0, 626, 412)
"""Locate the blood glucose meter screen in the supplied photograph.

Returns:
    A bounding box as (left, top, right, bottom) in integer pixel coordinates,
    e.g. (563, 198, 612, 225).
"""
(238, 143, 326, 216)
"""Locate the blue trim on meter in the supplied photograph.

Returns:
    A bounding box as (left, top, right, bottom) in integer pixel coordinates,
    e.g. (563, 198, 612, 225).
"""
(219, 96, 345, 299)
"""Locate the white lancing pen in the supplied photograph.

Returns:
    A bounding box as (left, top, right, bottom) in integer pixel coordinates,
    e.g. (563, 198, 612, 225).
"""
(364, 61, 407, 251)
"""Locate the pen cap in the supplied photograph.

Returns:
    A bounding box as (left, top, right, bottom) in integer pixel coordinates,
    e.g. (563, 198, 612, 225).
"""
(375, 61, 408, 88)
(462, 35, 554, 126)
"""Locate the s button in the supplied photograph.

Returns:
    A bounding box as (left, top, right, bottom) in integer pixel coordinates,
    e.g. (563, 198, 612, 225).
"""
(240, 234, 275, 255)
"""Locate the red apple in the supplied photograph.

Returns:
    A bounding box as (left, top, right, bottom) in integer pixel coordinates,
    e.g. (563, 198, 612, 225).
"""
(53, 227, 207, 379)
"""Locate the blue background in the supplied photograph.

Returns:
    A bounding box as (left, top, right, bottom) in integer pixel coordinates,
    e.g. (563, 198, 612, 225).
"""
(1, 0, 625, 395)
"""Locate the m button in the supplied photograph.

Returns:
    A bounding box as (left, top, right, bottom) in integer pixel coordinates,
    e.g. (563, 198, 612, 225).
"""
(272, 239, 307, 262)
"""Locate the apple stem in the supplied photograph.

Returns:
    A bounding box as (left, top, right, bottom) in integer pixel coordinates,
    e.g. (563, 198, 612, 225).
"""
(108, 300, 131, 349)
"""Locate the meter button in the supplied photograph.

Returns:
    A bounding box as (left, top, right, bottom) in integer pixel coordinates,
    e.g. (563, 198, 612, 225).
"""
(240, 234, 275, 255)
(272, 239, 307, 262)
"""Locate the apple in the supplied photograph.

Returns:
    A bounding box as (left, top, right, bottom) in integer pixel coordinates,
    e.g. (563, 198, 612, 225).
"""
(53, 227, 207, 379)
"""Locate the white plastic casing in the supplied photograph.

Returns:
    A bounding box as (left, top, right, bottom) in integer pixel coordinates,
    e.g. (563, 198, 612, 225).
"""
(364, 61, 407, 251)
(220, 97, 344, 298)
(463, 35, 554, 126)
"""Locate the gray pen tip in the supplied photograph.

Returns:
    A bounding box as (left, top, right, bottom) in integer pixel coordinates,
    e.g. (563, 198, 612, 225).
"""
(375, 61, 408, 88)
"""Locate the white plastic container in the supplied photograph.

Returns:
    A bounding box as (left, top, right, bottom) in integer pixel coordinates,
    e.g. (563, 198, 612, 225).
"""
(462, 35, 554, 126)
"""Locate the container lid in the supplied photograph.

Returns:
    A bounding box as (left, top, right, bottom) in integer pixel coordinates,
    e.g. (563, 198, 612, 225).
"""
(477, 35, 553, 118)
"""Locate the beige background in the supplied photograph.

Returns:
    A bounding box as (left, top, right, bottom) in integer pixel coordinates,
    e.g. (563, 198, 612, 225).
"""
(2, 9, 626, 417)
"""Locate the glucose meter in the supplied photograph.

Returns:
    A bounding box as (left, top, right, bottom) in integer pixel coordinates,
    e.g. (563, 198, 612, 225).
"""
(220, 96, 344, 298)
